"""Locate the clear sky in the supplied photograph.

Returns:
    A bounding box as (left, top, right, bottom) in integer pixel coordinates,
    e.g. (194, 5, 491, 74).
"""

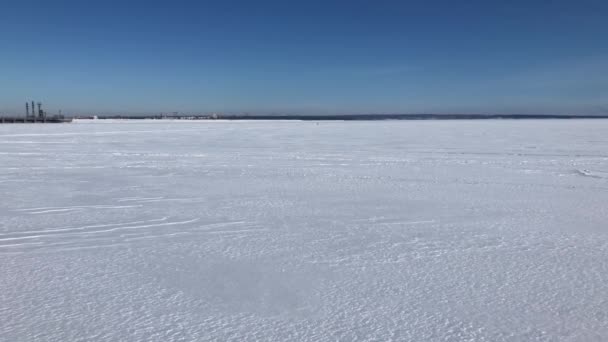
(1, 0, 607, 115)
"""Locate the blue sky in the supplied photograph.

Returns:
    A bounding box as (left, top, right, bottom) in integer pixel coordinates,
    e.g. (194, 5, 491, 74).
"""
(1, 0, 607, 115)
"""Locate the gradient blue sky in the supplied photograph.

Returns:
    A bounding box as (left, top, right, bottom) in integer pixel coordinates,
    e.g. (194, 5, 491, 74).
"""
(1, 0, 607, 115)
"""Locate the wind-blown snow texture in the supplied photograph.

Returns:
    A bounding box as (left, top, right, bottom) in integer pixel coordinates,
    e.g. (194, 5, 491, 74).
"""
(1, 120, 607, 341)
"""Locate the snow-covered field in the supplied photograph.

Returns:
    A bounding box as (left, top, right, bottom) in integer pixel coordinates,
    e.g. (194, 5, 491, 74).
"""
(1, 120, 607, 341)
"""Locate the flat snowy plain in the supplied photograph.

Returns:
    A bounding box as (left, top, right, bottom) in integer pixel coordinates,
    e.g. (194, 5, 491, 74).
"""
(1, 120, 607, 341)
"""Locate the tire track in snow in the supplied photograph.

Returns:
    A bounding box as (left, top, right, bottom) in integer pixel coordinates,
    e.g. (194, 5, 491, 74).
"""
(14, 204, 144, 215)
(0, 218, 198, 246)
(0, 217, 169, 240)
(0, 219, 266, 252)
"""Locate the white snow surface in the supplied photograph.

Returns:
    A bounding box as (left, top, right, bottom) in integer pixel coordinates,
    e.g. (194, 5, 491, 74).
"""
(1, 120, 607, 341)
